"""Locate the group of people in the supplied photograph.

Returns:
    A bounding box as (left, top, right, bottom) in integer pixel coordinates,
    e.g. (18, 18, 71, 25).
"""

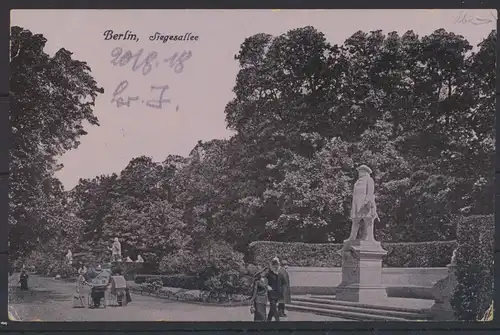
(249, 257, 291, 322)
(75, 265, 131, 308)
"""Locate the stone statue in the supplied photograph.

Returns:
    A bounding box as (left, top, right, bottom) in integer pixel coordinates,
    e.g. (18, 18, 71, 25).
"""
(136, 255, 144, 263)
(108, 237, 122, 262)
(345, 165, 379, 242)
(65, 250, 73, 265)
(449, 248, 458, 267)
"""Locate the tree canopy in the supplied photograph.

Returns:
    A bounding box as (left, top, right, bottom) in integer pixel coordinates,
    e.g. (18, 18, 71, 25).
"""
(9, 26, 104, 260)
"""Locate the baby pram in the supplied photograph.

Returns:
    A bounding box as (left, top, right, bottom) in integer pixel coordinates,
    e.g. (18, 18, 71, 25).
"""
(108, 275, 128, 307)
(87, 267, 111, 308)
(88, 284, 108, 308)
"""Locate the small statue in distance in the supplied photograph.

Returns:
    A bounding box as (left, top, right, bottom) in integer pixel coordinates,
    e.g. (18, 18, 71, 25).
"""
(65, 249, 73, 265)
(108, 237, 122, 262)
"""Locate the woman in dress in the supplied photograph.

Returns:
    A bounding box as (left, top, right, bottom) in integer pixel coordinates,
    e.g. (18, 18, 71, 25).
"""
(250, 270, 268, 321)
(74, 269, 89, 308)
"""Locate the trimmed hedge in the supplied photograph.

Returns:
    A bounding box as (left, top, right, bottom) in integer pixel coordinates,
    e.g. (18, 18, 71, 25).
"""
(451, 215, 494, 321)
(248, 240, 457, 268)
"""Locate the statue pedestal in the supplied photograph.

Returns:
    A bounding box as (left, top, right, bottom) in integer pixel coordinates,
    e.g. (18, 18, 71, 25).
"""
(428, 265, 457, 320)
(336, 239, 388, 303)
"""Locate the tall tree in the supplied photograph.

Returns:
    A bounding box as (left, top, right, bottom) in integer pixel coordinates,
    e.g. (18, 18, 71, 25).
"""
(9, 26, 104, 258)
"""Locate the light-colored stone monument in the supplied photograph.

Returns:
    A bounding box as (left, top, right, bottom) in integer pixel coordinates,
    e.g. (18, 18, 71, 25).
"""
(108, 237, 122, 262)
(428, 248, 458, 320)
(65, 249, 73, 265)
(336, 165, 388, 303)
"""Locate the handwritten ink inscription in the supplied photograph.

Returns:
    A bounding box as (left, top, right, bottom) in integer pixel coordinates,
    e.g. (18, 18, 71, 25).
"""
(453, 11, 497, 25)
(107, 45, 193, 110)
(111, 80, 171, 109)
(110, 47, 192, 75)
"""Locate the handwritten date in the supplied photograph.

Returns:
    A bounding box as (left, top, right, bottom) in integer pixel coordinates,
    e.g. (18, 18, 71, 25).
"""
(111, 80, 171, 109)
(110, 47, 192, 75)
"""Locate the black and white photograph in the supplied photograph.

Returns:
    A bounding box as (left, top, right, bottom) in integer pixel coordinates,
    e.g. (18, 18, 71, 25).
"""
(8, 9, 495, 322)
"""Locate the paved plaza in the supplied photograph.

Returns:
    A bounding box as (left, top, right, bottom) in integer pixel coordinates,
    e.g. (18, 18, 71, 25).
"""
(8, 275, 347, 322)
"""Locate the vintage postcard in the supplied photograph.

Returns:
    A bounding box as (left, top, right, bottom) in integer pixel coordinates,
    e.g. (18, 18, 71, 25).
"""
(8, 9, 495, 322)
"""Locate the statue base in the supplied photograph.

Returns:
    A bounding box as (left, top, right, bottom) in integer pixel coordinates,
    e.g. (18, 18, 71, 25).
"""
(428, 265, 457, 320)
(336, 239, 388, 303)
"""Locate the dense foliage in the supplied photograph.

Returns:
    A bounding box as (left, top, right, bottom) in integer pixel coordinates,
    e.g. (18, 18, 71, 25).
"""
(249, 240, 457, 267)
(451, 215, 494, 321)
(9, 26, 103, 262)
(10, 25, 495, 299)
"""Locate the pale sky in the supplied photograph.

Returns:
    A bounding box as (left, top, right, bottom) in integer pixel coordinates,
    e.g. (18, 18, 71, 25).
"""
(10, 9, 496, 189)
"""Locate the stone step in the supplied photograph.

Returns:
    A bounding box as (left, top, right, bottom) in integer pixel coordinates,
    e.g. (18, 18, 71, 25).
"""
(286, 304, 411, 321)
(292, 295, 429, 315)
(288, 300, 426, 320)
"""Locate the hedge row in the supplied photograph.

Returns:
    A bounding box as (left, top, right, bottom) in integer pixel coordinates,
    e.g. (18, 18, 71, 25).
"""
(451, 215, 494, 320)
(248, 240, 457, 268)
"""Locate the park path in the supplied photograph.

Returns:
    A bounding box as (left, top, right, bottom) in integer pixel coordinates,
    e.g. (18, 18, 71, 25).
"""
(8, 274, 347, 322)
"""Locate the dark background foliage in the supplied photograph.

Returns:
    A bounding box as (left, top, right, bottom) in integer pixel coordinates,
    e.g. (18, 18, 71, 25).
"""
(450, 215, 494, 320)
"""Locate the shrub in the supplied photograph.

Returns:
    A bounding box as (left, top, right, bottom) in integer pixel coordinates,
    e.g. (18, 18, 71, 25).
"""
(120, 262, 144, 280)
(23, 250, 53, 274)
(140, 278, 163, 293)
(161, 275, 203, 289)
(202, 268, 250, 302)
(48, 262, 77, 278)
(134, 274, 203, 289)
(22, 250, 77, 278)
(248, 240, 457, 267)
(136, 252, 161, 274)
(451, 215, 494, 320)
(157, 241, 251, 297)
(158, 249, 203, 275)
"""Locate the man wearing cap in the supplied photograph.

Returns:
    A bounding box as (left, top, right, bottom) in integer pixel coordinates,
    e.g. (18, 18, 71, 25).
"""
(266, 257, 286, 321)
(345, 164, 379, 242)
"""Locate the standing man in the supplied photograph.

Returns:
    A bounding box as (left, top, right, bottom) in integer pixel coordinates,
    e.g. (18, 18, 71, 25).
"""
(19, 269, 29, 290)
(278, 260, 291, 317)
(266, 258, 285, 322)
